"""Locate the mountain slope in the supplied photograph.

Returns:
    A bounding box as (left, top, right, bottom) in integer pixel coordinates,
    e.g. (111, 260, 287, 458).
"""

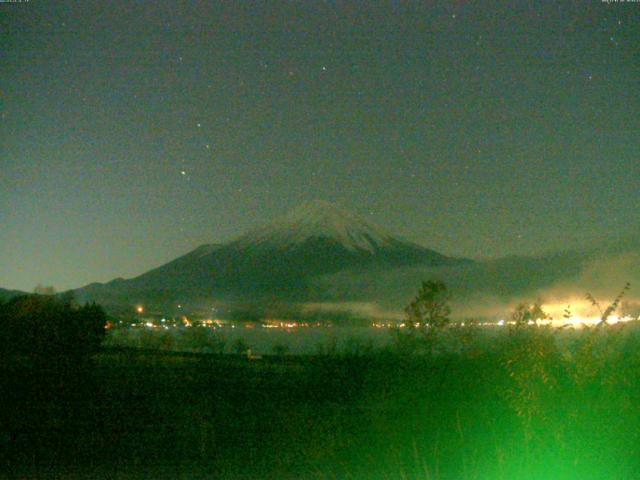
(234, 200, 396, 252)
(75, 201, 469, 308)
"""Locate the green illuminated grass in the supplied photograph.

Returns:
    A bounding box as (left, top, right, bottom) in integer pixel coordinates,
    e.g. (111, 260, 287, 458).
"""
(3, 321, 640, 479)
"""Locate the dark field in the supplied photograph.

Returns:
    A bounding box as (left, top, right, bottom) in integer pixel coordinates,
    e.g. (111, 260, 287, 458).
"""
(3, 322, 640, 480)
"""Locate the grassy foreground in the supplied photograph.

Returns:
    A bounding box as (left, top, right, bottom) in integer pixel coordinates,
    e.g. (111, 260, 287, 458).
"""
(2, 322, 640, 479)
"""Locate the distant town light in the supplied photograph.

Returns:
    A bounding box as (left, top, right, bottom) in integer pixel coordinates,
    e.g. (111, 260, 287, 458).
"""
(136, 306, 144, 313)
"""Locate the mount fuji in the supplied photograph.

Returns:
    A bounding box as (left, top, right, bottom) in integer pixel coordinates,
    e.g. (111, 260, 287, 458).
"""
(74, 201, 470, 313)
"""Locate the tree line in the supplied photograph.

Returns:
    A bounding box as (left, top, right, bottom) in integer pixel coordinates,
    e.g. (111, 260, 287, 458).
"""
(0, 293, 106, 361)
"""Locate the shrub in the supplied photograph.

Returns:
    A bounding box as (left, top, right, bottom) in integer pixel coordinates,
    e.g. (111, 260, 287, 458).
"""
(393, 280, 452, 355)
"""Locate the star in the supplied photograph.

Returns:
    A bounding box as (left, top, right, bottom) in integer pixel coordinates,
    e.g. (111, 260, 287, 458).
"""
(181, 170, 187, 176)
(205, 144, 210, 149)
(196, 123, 202, 128)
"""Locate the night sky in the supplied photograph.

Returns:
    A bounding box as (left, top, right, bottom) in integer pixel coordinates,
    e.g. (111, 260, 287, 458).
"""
(2, 1, 639, 292)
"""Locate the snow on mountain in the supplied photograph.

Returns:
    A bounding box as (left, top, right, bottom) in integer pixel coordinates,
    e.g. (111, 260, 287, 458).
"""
(233, 200, 395, 252)
(72, 200, 466, 311)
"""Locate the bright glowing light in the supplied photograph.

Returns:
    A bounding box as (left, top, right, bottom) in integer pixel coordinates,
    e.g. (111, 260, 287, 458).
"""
(535, 298, 637, 328)
(136, 306, 144, 313)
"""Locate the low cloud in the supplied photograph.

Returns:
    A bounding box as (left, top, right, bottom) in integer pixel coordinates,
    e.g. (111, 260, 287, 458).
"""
(313, 245, 640, 321)
(301, 301, 403, 321)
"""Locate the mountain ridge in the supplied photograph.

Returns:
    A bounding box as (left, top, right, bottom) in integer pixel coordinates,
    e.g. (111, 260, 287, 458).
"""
(233, 200, 396, 253)
(74, 201, 469, 310)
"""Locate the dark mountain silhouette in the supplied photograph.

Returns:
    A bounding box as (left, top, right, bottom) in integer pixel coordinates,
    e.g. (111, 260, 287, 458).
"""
(74, 201, 470, 310)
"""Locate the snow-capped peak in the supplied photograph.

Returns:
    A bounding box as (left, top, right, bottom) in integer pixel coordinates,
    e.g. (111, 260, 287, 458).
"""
(235, 200, 395, 252)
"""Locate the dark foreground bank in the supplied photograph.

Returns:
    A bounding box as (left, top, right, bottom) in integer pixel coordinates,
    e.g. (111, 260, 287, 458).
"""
(3, 321, 640, 480)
